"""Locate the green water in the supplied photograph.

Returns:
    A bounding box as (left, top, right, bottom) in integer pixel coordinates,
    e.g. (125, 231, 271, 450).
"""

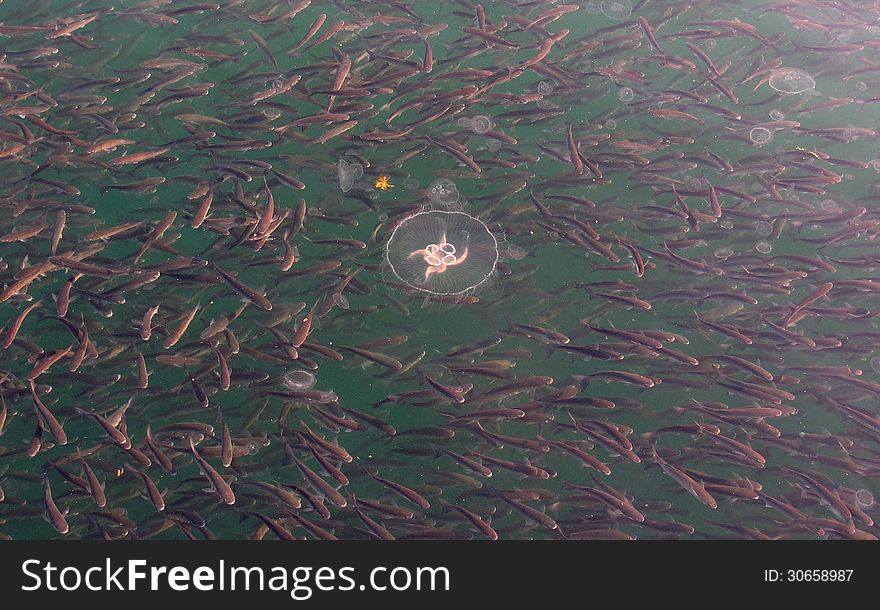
(1, 0, 880, 540)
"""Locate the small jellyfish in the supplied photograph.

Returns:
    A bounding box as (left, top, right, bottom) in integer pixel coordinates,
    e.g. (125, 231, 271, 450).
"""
(855, 81, 868, 92)
(428, 178, 460, 207)
(378, 212, 389, 222)
(685, 176, 703, 191)
(403, 177, 420, 191)
(719, 219, 734, 229)
(820, 199, 840, 212)
(283, 370, 316, 391)
(856, 489, 874, 508)
(485, 138, 502, 152)
(337, 158, 363, 192)
(749, 126, 773, 146)
(584, 0, 601, 13)
(704, 38, 717, 50)
(755, 220, 773, 236)
(536, 99, 558, 110)
(271, 79, 284, 91)
(755, 240, 772, 254)
(769, 109, 785, 120)
(605, 119, 618, 130)
(768, 68, 816, 94)
(714, 247, 734, 259)
(385, 209, 499, 295)
(871, 356, 880, 373)
(246, 441, 260, 456)
(871, 159, 880, 172)
(457, 117, 474, 128)
(471, 115, 493, 134)
(537, 81, 554, 95)
(601, 0, 632, 19)
(332, 293, 350, 310)
(618, 87, 635, 103)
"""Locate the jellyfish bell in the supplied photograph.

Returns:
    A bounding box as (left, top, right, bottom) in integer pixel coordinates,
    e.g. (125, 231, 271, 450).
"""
(337, 158, 363, 192)
(768, 68, 816, 94)
(601, 0, 632, 20)
(749, 126, 773, 146)
(427, 178, 460, 208)
(385, 208, 500, 296)
(470, 115, 493, 134)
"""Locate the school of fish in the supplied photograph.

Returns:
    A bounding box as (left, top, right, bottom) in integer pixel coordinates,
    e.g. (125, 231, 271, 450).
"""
(1, 0, 880, 540)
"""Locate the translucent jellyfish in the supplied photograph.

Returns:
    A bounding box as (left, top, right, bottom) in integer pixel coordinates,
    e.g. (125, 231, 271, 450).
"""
(755, 240, 772, 254)
(403, 177, 420, 191)
(428, 178, 460, 207)
(820, 199, 841, 212)
(713, 247, 734, 259)
(719, 219, 734, 230)
(749, 126, 773, 146)
(685, 176, 703, 191)
(755, 220, 773, 236)
(536, 99, 558, 110)
(605, 119, 618, 130)
(871, 159, 880, 172)
(470, 115, 493, 134)
(385, 209, 499, 295)
(537, 81, 554, 95)
(618, 87, 635, 103)
(856, 489, 874, 508)
(283, 370, 316, 391)
(769, 109, 785, 121)
(337, 158, 363, 192)
(855, 81, 867, 92)
(332, 293, 350, 310)
(584, 0, 601, 13)
(768, 68, 816, 94)
(457, 117, 474, 128)
(871, 356, 880, 374)
(601, 0, 632, 19)
(704, 38, 717, 50)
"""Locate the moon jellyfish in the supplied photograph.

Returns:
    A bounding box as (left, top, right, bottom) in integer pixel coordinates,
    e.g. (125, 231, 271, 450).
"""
(428, 178, 460, 207)
(605, 119, 618, 130)
(337, 158, 363, 192)
(685, 176, 703, 191)
(537, 81, 554, 95)
(871, 356, 880, 374)
(871, 159, 880, 172)
(457, 117, 474, 128)
(470, 115, 493, 134)
(768, 68, 816, 94)
(856, 489, 874, 508)
(283, 370, 316, 391)
(749, 126, 773, 146)
(386, 209, 499, 295)
(769, 109, 785, 120)
(601, 0, 632, 19)
(755, 220, 773, 236)
(714, 247, 734, 259)
(704, 38, 717, 50)
(820, 199, 841, 212)
(755, 240, 772, 254)
(618, 87, 635, 103)
(536, 99, 558, 110)
(855, 81, 867, 92)
(403, 177, 420, 190)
